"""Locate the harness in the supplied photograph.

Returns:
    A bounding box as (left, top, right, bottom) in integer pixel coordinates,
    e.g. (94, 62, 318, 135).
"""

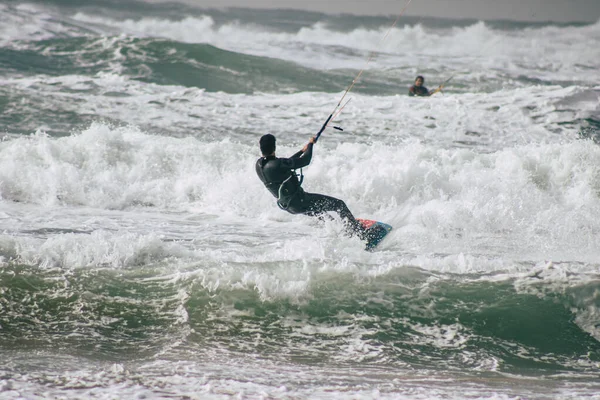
(257, 157, 303, 210)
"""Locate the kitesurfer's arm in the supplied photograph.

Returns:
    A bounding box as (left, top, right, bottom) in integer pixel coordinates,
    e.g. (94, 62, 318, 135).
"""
(429, 76, 452, 96)
(429, 84, 444, 96)
(288, 137, 315, 168)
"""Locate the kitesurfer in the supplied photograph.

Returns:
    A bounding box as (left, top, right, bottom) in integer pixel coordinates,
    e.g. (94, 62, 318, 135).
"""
(255, 134, 367, 239)
(408, 75, 431, 96)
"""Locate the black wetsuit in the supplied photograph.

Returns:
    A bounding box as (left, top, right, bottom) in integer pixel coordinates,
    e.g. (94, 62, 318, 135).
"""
(409, 85, 430, 96)
(255, 143, 365, 237)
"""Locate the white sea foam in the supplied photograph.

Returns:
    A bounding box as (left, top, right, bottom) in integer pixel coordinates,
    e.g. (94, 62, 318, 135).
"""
(1, 117, 599, 275)
(0, 3, 101, 46)
(0, 352, 553, 400)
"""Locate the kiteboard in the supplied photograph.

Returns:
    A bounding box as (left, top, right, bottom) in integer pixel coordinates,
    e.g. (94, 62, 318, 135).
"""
(357, 218, 392, 251)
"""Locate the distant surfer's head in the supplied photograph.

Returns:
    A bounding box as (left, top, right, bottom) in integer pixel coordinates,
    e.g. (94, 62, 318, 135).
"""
(259, 134, 276, 155)
(415, 76, 424, 86)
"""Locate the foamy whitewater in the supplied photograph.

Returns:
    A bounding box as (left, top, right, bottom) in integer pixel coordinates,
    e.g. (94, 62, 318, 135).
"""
(1, 1, 600, 399)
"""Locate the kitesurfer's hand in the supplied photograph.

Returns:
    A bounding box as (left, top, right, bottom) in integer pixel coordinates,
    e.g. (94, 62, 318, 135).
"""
(429, 85, 441, 96)
(302, 137, 316, 152)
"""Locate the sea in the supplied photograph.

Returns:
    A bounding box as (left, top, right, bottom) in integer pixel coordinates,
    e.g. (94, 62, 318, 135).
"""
(1, 0, 600, 399)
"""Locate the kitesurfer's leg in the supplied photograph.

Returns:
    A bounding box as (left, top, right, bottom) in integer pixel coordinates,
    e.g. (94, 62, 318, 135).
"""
(298, 193, 366, 238)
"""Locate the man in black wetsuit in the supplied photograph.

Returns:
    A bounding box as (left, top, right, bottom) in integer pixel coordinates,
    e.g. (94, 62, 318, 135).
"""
(255, 134, 367, 239)
(408, 75, 431, 97)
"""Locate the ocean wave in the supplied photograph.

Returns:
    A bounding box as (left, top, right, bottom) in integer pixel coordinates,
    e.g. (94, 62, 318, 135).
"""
(66, 11, 600, 75)
(1, 257, 598, 372)
(0, 123, 598, 211)
(1, 122, 599, 263)
(2, 3, 599, 88)
(0, 35, 395, 96)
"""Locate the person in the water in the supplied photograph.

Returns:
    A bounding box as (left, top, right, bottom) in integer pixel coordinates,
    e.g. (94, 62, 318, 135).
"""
(408, 75, 431, 97)
(255, 134, 367, 238)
